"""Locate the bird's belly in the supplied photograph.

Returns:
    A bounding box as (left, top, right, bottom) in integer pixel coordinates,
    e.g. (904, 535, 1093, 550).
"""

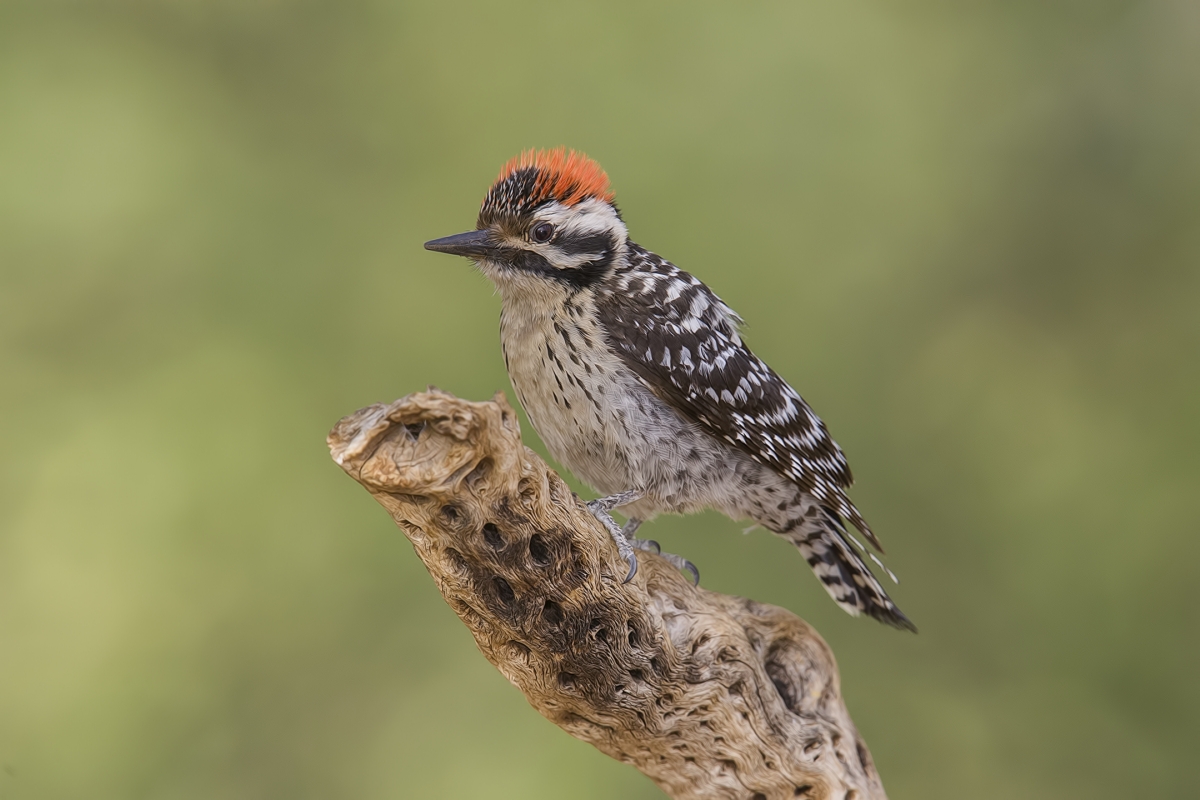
(502, 323, 754, 517)
(503, 326, 641, 495)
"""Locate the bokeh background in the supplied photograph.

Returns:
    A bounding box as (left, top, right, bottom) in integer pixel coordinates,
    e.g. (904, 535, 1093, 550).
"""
(2, 1, 1198, 798)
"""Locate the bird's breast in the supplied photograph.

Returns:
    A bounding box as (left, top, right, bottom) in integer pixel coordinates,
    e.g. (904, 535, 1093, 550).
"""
(498, 296, 643, 494)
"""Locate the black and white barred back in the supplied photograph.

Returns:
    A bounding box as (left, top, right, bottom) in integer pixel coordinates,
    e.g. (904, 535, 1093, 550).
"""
(594, 244, 914, 631)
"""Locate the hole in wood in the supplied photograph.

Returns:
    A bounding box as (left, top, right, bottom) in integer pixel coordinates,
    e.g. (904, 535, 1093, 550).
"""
(403, 421, 425, 439)
(483, 523, 504, 550)
(770, 672, 798, 715)
(443, 548, 469, 576)
(765, 640, 805, 715)
(492, 576, 515, 606)
(856, 738, 871, 774)
(558, 672, 576, 691)
(466, 457, 492, 487)
(399, 520, 425, 544)
(528, 533, 551, 565)
(542, 600, 563, 626)
(506, 641, 530, 663)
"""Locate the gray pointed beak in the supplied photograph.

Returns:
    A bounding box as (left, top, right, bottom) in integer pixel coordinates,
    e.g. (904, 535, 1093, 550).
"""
(424, 229, 495, 258)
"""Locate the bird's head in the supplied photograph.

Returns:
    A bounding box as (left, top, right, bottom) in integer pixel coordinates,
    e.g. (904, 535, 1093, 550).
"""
(425, 149, 628, 294)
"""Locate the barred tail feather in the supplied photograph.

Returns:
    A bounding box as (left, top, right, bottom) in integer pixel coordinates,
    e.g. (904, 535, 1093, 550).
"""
(783, 511, 916, 632)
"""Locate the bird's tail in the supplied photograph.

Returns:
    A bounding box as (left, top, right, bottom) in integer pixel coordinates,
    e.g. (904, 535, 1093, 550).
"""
(779, 506, 916, 632)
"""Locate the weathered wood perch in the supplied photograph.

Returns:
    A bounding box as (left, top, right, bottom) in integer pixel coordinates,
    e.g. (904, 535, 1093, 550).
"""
(327, 389, 888, 800)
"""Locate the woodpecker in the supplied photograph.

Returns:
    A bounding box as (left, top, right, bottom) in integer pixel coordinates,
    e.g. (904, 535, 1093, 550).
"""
(425, 149, 914, 631)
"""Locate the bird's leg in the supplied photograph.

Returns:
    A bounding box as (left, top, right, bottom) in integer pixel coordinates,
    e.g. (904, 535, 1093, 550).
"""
(622, 517, 647, 546)
(624, 518, 662, 555)
(586, 490, 643, 583)
(588, 489, 642, 513)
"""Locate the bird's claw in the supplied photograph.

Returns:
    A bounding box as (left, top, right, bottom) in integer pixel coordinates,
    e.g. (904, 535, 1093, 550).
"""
(622, 553, 638, 584)
(652, 550, 700, 585)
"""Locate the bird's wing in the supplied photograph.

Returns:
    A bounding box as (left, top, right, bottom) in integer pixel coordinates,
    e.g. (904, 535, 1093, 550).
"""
(598, 244, 881, 550)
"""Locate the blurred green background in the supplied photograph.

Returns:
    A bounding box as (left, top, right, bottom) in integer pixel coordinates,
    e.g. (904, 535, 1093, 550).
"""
(1, 1, 1197, 798)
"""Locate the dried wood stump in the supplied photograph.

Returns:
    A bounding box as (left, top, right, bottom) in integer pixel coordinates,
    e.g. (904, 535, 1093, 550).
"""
(328, 389, 888, 800)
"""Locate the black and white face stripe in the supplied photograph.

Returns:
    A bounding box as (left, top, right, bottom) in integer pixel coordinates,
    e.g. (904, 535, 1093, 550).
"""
(479, 198, 629, 290)
(500, 243, 614, 289)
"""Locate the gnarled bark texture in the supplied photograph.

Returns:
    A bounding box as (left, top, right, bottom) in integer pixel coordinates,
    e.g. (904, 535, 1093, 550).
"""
(328, 389, 888, 800)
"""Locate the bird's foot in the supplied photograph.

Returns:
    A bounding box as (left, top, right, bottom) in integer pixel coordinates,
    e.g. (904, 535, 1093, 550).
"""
(626, 525, 700, 586)
(585, 493, 698, 585)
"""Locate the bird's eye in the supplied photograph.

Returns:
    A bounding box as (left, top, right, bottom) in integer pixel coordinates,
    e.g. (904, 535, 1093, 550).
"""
(530, 222, 555, 243)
